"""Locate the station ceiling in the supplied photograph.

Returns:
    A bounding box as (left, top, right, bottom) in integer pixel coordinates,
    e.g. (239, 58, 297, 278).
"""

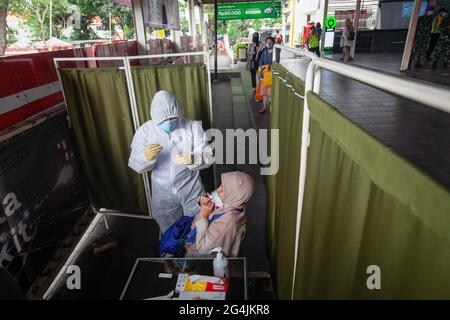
(198, 0, 272, 4)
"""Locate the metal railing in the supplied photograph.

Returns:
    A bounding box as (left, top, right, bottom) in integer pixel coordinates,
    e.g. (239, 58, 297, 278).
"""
(273, 44, 450, 299)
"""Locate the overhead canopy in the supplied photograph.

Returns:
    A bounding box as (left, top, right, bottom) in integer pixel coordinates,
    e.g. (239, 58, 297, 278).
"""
(198, 0, 271, 4)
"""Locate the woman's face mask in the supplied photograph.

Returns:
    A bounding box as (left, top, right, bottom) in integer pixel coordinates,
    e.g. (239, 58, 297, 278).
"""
(209, 190, 224, 208)
(158, 118, 178, 133)
(266, 42, 273, 49)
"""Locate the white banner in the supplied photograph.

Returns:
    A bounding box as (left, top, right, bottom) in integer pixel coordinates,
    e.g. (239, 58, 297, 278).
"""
(298, 0, 320, 15)
(142, 0, 180, 30)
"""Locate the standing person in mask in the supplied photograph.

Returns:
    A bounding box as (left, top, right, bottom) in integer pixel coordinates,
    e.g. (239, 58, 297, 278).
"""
(274, 30, 283, 63)
(256, 36, 275, 113)
(425, 8, 448, 61)
(246, 32, 260, 92)
(128, 90, 212, 232)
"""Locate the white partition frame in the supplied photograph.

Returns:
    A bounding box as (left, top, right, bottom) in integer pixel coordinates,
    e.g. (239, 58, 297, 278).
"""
(273, 44, 450, 299)
(54, 51, 213, 221)
(45, 51, 213, 300)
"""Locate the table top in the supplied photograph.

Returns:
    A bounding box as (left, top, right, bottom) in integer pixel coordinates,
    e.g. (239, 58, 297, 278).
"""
(120, 257, 247, 300)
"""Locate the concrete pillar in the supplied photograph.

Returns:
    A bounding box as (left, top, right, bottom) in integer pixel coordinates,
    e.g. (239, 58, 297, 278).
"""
(188, 0, 196, 36)
(131, 0, 147, 55)
(171, 30, 182, 53)
(199, 2, 207, 49)
(350, 0, 361, 58)
(290, 0, 297, 47)
(401, 0, 423, 71)
(319, 0, 329, 52)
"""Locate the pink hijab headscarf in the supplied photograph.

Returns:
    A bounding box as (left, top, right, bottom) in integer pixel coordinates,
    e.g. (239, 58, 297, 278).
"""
(221, 171, 255, 210)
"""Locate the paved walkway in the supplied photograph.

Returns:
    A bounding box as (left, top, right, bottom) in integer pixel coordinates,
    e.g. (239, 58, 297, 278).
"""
(278, 56, 450, 189)
(212, 76, 269, 275)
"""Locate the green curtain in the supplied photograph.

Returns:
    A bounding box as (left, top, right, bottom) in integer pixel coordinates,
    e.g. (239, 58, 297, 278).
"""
(60, 68, 148, 214)
(266, 63, 305, 299)
(294, 92, 450, 299)
(131, 63, 210, 128)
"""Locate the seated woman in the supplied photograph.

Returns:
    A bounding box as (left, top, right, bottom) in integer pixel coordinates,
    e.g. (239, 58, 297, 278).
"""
(159, 171, 255, 258)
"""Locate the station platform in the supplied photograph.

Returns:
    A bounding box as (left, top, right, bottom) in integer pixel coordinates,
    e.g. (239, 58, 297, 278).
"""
(48, 52, 449, 300)
(276, 56, 450, 190)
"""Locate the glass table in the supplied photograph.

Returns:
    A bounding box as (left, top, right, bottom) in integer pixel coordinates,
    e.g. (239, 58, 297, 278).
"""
(120, 257, 247, 300)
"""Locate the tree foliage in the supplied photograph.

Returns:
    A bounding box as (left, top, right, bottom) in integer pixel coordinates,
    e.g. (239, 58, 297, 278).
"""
(9, 0, 71, 41)
(68, 0, 134, 40)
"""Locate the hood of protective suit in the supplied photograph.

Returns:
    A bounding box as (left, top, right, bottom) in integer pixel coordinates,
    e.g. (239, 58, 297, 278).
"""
(150, 90, 183, 124)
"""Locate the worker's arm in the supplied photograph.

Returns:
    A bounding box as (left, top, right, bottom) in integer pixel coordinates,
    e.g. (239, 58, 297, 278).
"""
(128, 126, 157, 174)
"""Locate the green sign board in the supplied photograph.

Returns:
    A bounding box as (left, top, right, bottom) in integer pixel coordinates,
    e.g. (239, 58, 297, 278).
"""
(218, 1, 281, 21)
(325, 16, 337, 29)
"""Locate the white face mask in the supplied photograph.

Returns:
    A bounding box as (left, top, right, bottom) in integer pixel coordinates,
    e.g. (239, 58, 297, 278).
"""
(209, 190, 224, 208)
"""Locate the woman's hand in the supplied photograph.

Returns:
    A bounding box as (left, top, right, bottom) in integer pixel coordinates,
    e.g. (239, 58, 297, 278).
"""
(198, 201, 215, 220)
(199, 194, 210, 206)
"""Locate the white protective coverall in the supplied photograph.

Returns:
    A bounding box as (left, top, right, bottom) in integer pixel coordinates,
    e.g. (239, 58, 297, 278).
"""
(128, 91, 212, 232)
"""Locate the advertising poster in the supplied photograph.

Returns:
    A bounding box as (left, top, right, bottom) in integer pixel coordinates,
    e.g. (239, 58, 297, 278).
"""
(0, 113, 89, 290)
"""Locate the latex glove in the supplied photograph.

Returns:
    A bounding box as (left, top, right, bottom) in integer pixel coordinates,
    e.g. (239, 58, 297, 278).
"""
(175, 153, 193, 165)
(144, 144, 162, 161)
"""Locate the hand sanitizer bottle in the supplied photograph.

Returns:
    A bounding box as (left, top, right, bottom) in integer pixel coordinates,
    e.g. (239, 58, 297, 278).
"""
(211, 247, 229, 278)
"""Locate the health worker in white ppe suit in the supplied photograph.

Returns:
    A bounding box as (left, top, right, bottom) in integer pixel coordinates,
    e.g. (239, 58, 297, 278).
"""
(128, 90, 212, 232)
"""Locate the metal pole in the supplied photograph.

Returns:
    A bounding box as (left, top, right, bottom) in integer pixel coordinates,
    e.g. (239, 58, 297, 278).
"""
(214, 0, 218, 80)
(321, 0, 329, 52)
(401, 0, 423, 71)
(123, 57, 153, 219)
(49, 0, 53, 39)
(131, 0, 148, 55)
(290, 0, 297, 48)
(291, 61, 315, 299)
(350, 0, 362, 58)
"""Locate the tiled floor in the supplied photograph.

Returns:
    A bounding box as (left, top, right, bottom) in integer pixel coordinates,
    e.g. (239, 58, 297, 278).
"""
(279, 56, 450, 189)
(212, 77, 269, 275)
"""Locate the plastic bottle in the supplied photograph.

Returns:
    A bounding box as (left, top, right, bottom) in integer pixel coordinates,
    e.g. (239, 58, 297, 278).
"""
(211, 247, 229, 278)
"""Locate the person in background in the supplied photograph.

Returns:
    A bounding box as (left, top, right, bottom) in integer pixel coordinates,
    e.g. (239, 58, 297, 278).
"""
(128, 90, 212, 232)
(246, 32, 260, 92)
(340, 18, 355, 62)
(274, 30, 283, 63)
(432, 17, 450, 69)
(306, 26, 321, 57)
(425, 8, 448, 61)
(257, 36, 275, 113)
(316, 22, 323, 42)
(413, 5, 435, 68)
